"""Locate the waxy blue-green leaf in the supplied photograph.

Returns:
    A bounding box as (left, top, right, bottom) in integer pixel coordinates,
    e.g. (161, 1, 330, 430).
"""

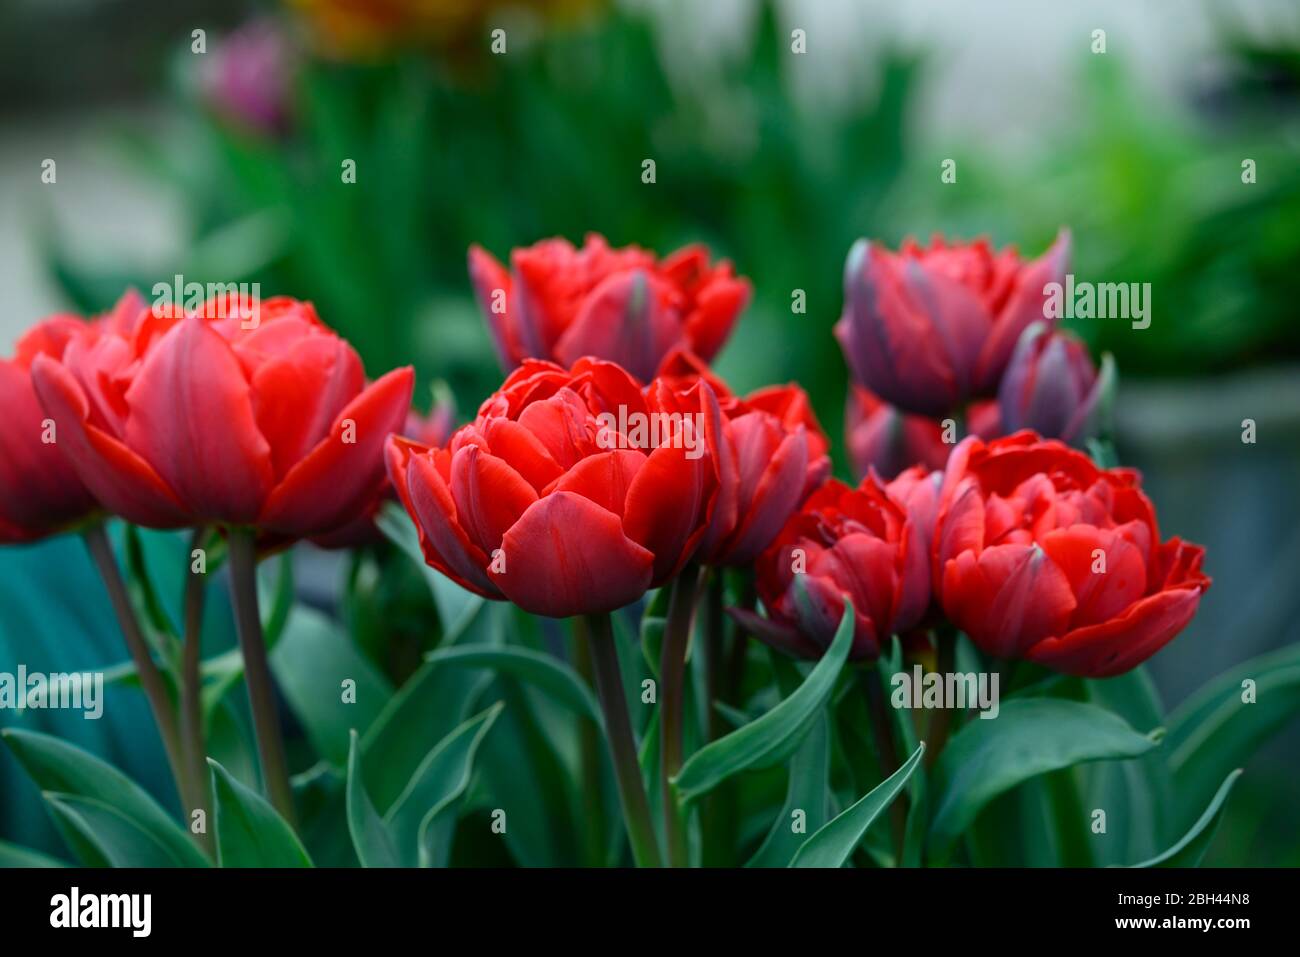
(209, 758, 312, 867)
(43, 793, 188, 867)
(746, 710, 831, 867)
(672, 603, 854, 805)
(386, 702, 504, 867)
(271, 606, 394, 766)
(346, 730, 400, 868)
(423, 647, 601, 731)
(1165, 643, 1300, 835)
(0, 838, 66, 867)
(791, 741, 925, 867)
(1132, 769, 1242, 868)
(928, 699, 1158, 859)
(2, 728, 208, 868)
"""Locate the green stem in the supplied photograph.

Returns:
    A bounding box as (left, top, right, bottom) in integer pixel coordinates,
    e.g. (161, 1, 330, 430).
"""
(83, 524, 186, 805)
(571, 622, 607, 866)
(182, 528, 213, 855)
(226, 528, 296, 827)
(659, 564, 702, 868)
(861, 665, 906, 861)
(925, 636, 957, 769)
(700, 568, 737, 866)
(584, 613, 661, 868)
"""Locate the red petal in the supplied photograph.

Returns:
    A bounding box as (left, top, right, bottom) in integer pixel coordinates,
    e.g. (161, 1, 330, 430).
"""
(480, 417, 565, 492)
(450, 444, 539, 554)
(497, 491, 654, 617)
(546, 449, 647, 517)
(259, 366, 413, 536)
(29, 354, 187, 527)
(403, 445, 499, 596)
(622, 442, 708, 584)
(1027, 586, 1202, 677)
(941, 543, 1076, 658)
(123, 317, 273, 522)
(1039, 523, 1147, 629)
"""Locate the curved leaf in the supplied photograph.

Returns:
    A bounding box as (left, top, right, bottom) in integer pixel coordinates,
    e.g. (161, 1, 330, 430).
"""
(2, 728, 207, 868)
(345, 730, 400, 868)
(1165, 643, 1300, 835)
(1132, 769, 1242, 868)
(208, 758, 312, 867)
(423, 647, 601, 730)
(746, 711, 831, 867)
(44, 793, 188, 867)
(0, 839, 66, 867)
(929, 699, 1158, 859)
(386, 702, 505, 866)
(672, 603, 854, 805)
(791, 741, 925, 868)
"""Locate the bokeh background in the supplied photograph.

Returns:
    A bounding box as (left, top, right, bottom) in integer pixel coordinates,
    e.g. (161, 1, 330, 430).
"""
(2, 0, 1298, 864)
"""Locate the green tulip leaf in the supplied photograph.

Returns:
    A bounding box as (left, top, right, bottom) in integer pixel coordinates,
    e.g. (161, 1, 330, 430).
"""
(928, 699, 1159, 859)
(0, 838, 66, 868)
(672, 603, 854, 805)
(208, 758, 312, 868)
(43, 793, 190, 868)
(423, 647, 601, 731)
(271, 606, 394, 767)
(746, 710, 831, 867)
(1165, 643, 1300, 836)
(790, 740, 925, 868)
(346, 730, 401, 868)
(1132, 769, 1242, 868)
(2, 728, 207, 868)
(386, 702, 505, 867)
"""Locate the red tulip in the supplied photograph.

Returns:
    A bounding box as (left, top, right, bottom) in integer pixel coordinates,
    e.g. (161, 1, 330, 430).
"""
(30, 294, 413, 541)
(656, 350, 831, 566)
(998, 322, 1114, 445)
(933, 432, 1210, 677)
(835, 231, 1070, 417)
(733, 473, 930, 661)
(0, 310, 109, 543)
(468, 233, 751, 380)
(386, 358, 721, 618)
(845, 384, 951, 481)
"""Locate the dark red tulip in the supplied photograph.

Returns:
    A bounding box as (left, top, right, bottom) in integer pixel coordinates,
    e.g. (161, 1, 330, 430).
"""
(468, 233, 751, 380)
(386, 358, 720, 618)
(933, 432, 1210, 677)
(733, 473, 931, 661)
(835, 231, 1070, 417)
(845, 384, 951, 481)
(998, 322, 1114, 445)
(30, 294, 413, 541)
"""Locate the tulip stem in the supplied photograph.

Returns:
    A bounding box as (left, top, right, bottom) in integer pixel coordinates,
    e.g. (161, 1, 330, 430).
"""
(226, 528, 296, 828)
(660, 564, 703, 868)
(861, 664, 907, 861)
(584, 613, 662, 868)
(181, 527, 213, 856)
(83, 523, 187, 809)
(925, 636, 956, 769)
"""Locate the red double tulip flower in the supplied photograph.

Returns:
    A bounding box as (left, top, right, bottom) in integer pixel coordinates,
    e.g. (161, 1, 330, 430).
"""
(733, 473, 931, 661)
(845, 384, 951, 481)
(933, 432, 1210, 677)
(998, 323, 1114, 445)
(835, 231, 1070, 417)
(0, 311, 108, 543)
(657, 351, 831, 566)
(30, 293, 414, 540)
(386, 358, 721, 618)
(468, 233, 751, 381)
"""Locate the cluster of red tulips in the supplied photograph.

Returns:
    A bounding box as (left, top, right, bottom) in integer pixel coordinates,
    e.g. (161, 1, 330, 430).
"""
(0, 230, 1209, 863)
